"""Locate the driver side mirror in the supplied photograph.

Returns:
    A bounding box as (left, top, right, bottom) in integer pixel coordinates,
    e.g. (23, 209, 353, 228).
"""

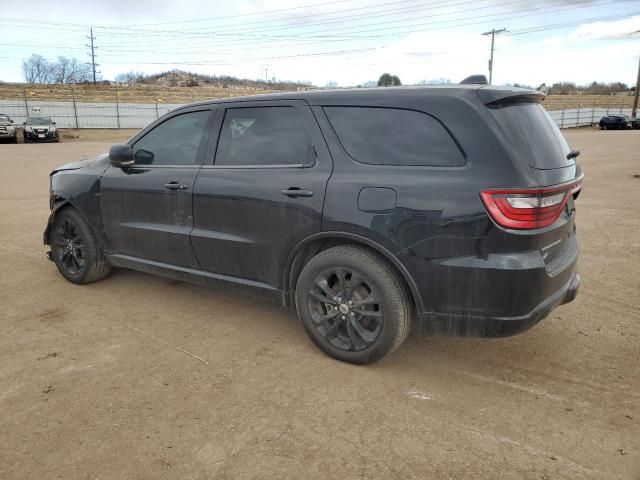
(109, 144, 134, 167)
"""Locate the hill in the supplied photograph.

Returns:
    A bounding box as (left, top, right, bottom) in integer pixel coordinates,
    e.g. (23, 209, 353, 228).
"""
(132, 69, 312, 91)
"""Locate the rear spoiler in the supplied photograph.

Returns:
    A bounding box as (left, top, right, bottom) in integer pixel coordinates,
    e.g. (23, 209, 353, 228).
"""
(477, 87, 545, 107)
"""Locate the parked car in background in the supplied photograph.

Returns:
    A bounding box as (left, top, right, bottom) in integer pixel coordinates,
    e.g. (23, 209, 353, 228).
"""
(42, 84, 582, 364)
(23, 116, 59, 143)
(0, 115, 17, 143)
(599, 115, 632, 130)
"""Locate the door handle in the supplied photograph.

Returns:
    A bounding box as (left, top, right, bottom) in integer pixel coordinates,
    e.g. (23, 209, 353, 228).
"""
(164, 182, 188, 191)
(281, 187, 313, 198)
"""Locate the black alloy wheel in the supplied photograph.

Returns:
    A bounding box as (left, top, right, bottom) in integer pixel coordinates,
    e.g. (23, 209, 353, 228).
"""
(307, 267, 383, 352)
(52, 216, 86, 276)
(50, 208, 111, 284)
(296, 245, 411, 364)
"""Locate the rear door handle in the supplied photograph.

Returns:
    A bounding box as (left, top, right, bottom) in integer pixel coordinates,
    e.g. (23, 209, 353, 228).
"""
(164, 182, 188, 191)
(281, 188, 313, 198)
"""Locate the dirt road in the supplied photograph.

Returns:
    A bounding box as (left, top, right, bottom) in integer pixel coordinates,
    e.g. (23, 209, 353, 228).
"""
(0, 130, 638, 479)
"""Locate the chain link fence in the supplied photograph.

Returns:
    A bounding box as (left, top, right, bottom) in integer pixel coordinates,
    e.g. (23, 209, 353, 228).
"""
(0, 97, 635, 130)
(0, 99, 183, 129)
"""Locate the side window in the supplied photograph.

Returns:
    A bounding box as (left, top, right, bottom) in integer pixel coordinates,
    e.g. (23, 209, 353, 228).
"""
(133, 110, 210, 166)
(323, 106, 465, 167)
(215, 106, 314, 166)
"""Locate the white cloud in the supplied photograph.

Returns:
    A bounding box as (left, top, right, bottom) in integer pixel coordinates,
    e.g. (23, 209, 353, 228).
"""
(569, 15, 640, 40)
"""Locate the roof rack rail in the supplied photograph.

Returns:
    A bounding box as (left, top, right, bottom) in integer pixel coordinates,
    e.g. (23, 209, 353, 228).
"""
(459, 75, 488, 85)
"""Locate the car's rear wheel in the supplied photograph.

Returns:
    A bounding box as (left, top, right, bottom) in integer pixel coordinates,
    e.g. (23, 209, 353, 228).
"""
(50, 207, 111, 284)
(295, 245, 411, 364)
(601, 124, 607, 130)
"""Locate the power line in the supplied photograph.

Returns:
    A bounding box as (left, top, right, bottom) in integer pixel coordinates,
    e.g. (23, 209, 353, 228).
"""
(87, 0, 626, 57)
(96, 0, 635, 51)
(91, 1, 633, 59)
(97, 0, 614, 40)
(508, 13, 640, 36)
(1, 1, 637, 75)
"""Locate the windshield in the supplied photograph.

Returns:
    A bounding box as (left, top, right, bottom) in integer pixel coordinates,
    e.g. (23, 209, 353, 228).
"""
(489, 102, 573, 170)
(26, 117, 51, 125)
(0, 116, 10, 122)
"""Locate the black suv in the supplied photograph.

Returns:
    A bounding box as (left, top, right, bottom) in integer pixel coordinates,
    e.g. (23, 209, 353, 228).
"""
(44, 85, 582, 364)
(599, 114, 631, 130)
(23, 116, 59, 143)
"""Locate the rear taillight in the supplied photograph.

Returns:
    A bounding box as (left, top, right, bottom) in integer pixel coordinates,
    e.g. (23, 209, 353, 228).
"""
(480, 175, 583, 230)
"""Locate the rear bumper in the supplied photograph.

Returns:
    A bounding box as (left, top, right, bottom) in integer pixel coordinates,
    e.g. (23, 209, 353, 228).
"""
(419, 272, 580, 337)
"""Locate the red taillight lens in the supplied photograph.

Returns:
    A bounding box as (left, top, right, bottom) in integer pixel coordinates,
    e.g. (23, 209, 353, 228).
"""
(480, 176, 583, 230)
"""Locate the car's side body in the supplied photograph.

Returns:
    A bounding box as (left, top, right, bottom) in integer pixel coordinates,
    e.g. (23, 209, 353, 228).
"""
(45, 85, 581, 339)
(0, 115, 17, 143)
(599, 115, 631, 130)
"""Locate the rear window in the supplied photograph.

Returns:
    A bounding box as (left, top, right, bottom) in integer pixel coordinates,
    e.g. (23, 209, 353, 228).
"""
(489, 103, 573, 170)
(323, 106, 465, 167)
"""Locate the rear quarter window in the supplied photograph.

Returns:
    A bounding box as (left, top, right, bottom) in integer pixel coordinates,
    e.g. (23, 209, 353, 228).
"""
(488, 102, 573, 170)
(323, 106, 465, 167)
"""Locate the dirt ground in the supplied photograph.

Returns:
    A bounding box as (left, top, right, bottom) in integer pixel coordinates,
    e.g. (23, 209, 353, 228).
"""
(0, 129, 638, 479)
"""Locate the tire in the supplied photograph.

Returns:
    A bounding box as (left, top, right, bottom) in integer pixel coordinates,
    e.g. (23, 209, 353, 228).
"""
(50, 207, 111, 284)
(602, 124, 607, 130)
(295, 245, 411, 364)
(11, 136, 17, 144)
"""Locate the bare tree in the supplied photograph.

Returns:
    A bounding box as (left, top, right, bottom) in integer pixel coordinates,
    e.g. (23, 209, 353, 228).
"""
(23, 54, 92, 84)
(22, 54, 53, 83)
(65, 58, 92, 84)
(52, 56, 71, 84)
(417, 78, 452, 85)
(114, 71, 146, 84)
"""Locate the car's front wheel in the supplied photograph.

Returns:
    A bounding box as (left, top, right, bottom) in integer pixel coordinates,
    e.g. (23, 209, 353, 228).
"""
(50, 207, 111, 284)
(295, 245, 411, 364)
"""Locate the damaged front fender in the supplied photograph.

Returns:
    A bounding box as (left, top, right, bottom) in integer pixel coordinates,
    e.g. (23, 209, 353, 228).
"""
(43, 199, 70, 246)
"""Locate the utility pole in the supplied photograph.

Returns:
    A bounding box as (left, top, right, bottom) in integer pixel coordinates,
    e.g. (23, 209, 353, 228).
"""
(632, 30, 640, 118)
(86, 27, 99, 85)
(633, 54, 640, 119)
(482, 28, 506, 84)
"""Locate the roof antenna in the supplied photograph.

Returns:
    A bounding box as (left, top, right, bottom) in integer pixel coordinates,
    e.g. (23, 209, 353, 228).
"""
(459, 75, 488, 85)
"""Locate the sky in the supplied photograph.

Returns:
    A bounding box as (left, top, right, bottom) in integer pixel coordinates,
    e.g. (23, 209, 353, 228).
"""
(1, 0, 639, 87)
